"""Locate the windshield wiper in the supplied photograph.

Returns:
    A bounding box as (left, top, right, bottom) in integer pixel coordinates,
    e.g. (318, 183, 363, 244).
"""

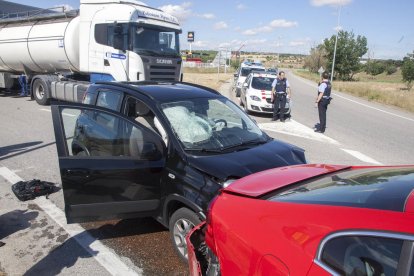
(219, 139, 268, 151)
(135, 49, 159, 56)
(184, 148, 223, 153)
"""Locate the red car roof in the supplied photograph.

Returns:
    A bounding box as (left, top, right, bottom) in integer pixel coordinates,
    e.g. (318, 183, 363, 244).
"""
(224, 164, 350, 198)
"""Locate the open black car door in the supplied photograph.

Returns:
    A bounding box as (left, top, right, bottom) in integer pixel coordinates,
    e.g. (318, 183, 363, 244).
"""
(51, 103, 166, 223)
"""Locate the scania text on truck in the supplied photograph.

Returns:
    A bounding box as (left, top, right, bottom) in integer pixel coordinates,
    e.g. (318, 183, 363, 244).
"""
(0, 0, 183, 105)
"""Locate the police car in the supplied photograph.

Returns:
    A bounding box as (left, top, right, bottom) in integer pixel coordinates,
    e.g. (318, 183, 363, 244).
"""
(240, 72, 281, 114)
(234, 62, 265, 97)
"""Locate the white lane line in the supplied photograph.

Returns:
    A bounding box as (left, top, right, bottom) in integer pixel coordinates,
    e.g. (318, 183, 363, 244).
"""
(340, 149, 383, 165)
(259, 119, 340, 145)
(291, 73, 414, 123)
(0, 167, 142, 276)
(332, 93, 414, 123)
(40, 108, 75, 117)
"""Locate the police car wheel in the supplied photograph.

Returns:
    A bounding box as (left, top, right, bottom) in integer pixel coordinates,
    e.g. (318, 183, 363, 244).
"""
(243, 99, 250, 114)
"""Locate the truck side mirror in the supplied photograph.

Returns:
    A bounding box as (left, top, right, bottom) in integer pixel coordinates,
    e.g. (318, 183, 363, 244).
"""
(113, 23, 127, 52)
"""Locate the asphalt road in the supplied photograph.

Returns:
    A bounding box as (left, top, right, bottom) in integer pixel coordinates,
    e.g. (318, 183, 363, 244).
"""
(1, 71, 414, 275)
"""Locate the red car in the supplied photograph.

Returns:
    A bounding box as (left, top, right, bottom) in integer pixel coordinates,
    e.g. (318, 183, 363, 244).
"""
(187, 164, 414, 275)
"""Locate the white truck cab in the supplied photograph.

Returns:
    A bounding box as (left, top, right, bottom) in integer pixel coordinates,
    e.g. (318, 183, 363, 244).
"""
(0, 0, 183, 105)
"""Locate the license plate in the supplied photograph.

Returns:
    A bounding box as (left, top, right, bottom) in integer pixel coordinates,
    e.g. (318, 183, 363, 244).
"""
(265, 104, 273, 108)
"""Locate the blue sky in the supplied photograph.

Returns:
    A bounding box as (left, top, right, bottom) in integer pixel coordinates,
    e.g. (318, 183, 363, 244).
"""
(10, 0, 414, 59)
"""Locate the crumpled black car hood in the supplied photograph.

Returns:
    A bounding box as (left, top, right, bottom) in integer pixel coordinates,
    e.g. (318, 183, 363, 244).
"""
(187, 140, 306, 181)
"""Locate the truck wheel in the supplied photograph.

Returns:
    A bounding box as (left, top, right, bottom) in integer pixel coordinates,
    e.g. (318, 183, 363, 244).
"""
(169, 207, 201, 263)
(33, 78, 50, 105)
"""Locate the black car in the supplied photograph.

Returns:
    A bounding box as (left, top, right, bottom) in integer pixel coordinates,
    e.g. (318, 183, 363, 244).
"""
(51, 81, 306, 262)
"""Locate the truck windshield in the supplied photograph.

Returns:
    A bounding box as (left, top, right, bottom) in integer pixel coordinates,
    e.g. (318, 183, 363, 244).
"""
(132, 25, 180, 57)
(161, 97, 268, 152)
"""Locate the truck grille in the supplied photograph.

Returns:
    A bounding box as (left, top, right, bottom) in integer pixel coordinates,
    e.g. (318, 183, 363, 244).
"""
(149, 65, 178, 81)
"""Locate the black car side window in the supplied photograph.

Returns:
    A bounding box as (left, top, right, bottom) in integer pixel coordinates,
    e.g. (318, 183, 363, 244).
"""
(320, 235, 403, 276)
(96, 90, 122, 111)
(61, 107, 163, 160)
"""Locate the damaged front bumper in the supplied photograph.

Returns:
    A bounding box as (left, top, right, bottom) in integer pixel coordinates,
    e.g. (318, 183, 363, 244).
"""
(186, 221, 220, 276)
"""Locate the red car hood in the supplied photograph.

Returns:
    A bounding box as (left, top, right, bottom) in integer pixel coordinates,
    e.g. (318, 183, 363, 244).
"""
(224, 164, 350, 198)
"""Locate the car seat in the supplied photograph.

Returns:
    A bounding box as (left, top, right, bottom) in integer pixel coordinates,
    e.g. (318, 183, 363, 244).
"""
(343, 243, 385, 276)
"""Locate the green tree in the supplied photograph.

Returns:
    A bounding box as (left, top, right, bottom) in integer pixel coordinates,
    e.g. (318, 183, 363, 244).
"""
(323, 30, 368, 81)
(402, 56, 414, 90)
(304, 45, 327, 74)
(365, 60, 386, 76)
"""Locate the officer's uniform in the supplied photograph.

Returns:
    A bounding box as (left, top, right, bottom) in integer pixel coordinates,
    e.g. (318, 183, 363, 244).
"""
(317, 81, 332, 133)
(272, 78, 289, 121)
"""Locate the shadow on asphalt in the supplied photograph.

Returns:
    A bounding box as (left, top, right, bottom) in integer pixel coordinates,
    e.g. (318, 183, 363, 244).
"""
(0, 209, 39, 241)
(0, 141, 55, 162)
(0, 141, 43, 157)
(23, 218, 166, 276)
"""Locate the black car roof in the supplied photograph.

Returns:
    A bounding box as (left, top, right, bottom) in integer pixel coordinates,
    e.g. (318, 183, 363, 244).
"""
(95, 81, 221, 102)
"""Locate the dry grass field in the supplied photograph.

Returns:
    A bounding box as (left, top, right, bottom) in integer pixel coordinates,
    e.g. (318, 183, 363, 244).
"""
(295, 69, 414, 113)
(183, 68, 234, 90)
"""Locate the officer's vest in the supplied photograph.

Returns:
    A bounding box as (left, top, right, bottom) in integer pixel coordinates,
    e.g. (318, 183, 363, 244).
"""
(275, 78, 287, 93)
(322, 81, 332, 98)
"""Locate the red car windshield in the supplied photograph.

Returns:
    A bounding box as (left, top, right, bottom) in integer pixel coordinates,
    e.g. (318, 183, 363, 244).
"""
(266, 167, 414, 212)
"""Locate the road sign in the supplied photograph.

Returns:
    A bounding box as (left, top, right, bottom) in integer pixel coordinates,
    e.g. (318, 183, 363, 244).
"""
(318, 66, 324, 74)
(187, 31, 194, 42)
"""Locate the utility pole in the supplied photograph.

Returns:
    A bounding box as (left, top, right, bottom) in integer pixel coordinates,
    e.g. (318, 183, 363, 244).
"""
(330, 2, 342, 82)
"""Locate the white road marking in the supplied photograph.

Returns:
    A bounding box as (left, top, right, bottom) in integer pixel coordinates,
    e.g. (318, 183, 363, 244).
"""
(40, 108, 75, 117)
(332, 93, 414, 123)
(0, 167, 142, 276)
(259, 119, 340, 145)
(340, 149, 383, 165)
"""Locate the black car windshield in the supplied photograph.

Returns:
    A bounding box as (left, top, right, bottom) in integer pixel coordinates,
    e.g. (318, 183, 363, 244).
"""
(132, 24, 180, 57)
(161, 97, 267, 152)
(266, 167, 414, 212)
(251, 76, 276, 90)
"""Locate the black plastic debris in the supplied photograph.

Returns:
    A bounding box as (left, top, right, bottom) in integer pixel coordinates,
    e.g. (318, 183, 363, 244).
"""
(11, 179, 60, 201)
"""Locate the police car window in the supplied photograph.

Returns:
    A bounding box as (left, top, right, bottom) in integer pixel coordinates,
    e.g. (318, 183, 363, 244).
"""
(321, 236, 402, 276)
(96, 90, 122, 111)
(252, 77, 275, 90)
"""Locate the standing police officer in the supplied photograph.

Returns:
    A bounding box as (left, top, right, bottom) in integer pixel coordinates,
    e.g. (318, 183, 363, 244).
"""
(271, 71, 291, 122)
(315, 71, 332, 133)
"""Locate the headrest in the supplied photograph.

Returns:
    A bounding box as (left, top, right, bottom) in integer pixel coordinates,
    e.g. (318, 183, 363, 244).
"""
(135, 101, 150, 116)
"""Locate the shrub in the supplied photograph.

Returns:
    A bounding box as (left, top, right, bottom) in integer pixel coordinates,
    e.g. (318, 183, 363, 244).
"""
(402, 58, 414, 90)
(385, 65, 397, 75)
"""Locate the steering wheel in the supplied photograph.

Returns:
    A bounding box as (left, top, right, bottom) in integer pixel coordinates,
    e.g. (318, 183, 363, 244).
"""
(214, 119, 227, 130)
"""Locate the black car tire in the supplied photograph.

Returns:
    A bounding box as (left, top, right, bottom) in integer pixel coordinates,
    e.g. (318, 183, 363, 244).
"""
(33, 78, 50, 105)
(169, 207, 201, 263)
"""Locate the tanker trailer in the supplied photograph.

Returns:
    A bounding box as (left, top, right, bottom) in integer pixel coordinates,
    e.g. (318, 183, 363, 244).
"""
(0, 0, 183, 105)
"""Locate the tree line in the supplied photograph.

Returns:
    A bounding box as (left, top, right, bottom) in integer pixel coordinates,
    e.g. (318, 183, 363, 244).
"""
(304, 30, 414, 90)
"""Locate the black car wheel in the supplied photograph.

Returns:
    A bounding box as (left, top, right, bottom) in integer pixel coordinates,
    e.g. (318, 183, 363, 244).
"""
(169, 207, 201, 263)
